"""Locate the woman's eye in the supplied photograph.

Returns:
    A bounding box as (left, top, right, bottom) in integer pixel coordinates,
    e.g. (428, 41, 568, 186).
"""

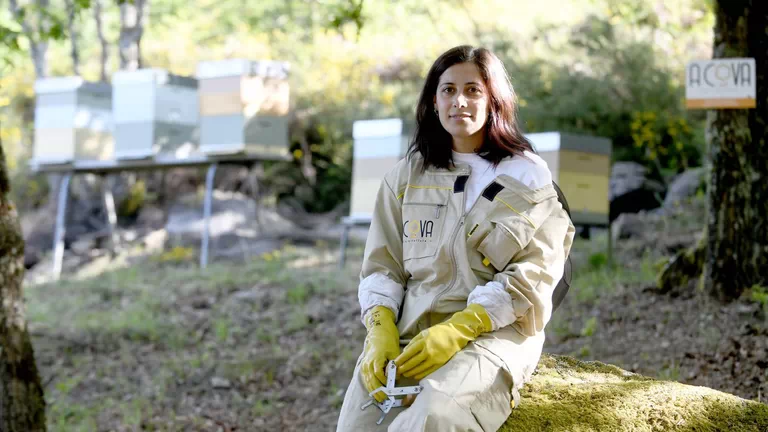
(442, 87, 454, 93)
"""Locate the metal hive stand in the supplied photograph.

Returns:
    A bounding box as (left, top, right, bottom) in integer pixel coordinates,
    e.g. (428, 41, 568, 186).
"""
(30, 153, 290, 280)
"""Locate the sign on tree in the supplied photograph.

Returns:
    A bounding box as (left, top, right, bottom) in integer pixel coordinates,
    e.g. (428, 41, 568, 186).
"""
(686, 58, 756, 109)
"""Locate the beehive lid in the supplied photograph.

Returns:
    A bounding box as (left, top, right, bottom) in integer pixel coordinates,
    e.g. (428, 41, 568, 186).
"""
(353, 118, 403, 139)
(34, 76, 111, 96)
(527, 132, 612, 155)
(112, 68, 197, 88)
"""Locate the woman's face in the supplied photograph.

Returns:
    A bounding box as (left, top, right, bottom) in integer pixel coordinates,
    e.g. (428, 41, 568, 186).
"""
(433, 62, 489, 145)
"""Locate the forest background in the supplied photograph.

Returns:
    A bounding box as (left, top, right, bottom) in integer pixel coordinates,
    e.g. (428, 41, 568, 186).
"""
(0, 0, 713, 214)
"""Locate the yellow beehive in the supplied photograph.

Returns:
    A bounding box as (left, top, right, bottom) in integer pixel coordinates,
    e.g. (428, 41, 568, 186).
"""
(525, 132, 612, 226)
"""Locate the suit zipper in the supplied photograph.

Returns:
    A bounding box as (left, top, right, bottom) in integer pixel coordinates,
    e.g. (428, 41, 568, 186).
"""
(427, 175, 488, 327)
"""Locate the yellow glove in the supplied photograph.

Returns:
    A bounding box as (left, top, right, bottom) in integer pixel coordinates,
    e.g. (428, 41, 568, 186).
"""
(394, 303, 492, 380)
(360, 306, 400, 403)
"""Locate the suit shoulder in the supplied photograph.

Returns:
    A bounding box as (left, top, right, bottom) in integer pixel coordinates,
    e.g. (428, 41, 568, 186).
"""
(383, 153, 423, 187)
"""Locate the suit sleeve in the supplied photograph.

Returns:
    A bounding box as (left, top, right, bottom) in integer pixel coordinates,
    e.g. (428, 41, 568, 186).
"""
(468, 207, 575, 336)
(357, 176, 409, 323)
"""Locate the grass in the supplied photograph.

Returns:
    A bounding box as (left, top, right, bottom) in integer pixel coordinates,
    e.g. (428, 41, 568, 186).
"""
(24, 242, 363, 430)
(569, 248, 658, 305)
(547, 234, 660, 341)
(286, 282, 313, 304)
(749, 285, 768, 316)
(659, 357, 683, 382)
(580, 316, 598, 337)
(214, 317, 231, 343)
(26, 221, 721, 430)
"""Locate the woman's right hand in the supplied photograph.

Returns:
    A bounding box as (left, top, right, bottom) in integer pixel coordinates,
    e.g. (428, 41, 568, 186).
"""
(360, 306, 400, 403)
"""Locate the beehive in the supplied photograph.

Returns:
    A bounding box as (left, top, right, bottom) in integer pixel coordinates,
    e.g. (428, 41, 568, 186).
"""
(112, 69, 199, 159)
(349, 118, 410, 220)
(526, 132, 612, 226)
(33, 77, 113, 165)
(196, 59, 290, 158)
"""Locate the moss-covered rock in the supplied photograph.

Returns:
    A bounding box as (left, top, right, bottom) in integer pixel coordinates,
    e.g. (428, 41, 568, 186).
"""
(502, 354, 768, 432)
(656, 234, 706, 295)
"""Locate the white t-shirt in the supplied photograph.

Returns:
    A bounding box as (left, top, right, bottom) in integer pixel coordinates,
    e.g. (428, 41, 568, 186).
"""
(452, 150, 552, 213)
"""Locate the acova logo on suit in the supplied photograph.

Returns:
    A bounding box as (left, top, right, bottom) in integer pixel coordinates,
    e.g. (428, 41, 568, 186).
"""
(403, 219, 434, 242)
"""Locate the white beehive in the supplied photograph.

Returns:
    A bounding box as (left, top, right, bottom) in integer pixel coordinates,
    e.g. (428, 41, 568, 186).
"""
(33, 77, 113, 165)
(349, 118, 410, 220)
(196, 59, 290, 158)
(112, 68, 199, 160)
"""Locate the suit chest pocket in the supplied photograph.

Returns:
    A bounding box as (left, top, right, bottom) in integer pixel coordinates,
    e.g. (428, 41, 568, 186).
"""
(468, 187, 557, 272)
(401, 186, 451, 261)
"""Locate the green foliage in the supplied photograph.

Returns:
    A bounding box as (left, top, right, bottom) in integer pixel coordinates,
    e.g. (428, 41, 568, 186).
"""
(659, 357, 682, 381)
(118, 179, 146, 218)
(749, 285, 768, 315)
(572, 249, 657, 304)
(329, 0, 365, 38)
(252, 399, 273, 417)
(261, 122, 354, 214)
(630, 111, 700, 171)
(286, 283, 312, 305)
(9, 167, 50, 208)
(588, 252, 609, 270)
(155, 246, 194, 263)
(0, 0, 716, 214)
(287, 309, 309, 332)
(581, 316, 598, 337)
(577, 345, 591, 358)
(55, 374, 84, 395)
(48, 402, 99, 432)
(214, 317, 231, 343)
(495, 7, 709, 173)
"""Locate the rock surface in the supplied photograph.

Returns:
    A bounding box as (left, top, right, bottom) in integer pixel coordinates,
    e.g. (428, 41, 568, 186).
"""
(502, 354, 768, 432)
(609, 161, 667, 223)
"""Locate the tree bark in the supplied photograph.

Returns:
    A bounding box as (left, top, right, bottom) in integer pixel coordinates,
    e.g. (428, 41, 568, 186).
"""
(0, 126, 47, 430)
(64, 0, 80, 76)
(118, 0, 149, 71)
(704, 0, 768, 301)
(93, 0, 109, 81)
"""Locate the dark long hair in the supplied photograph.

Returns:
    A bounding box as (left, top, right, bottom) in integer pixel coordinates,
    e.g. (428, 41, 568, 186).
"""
(408, 45, 533, 170)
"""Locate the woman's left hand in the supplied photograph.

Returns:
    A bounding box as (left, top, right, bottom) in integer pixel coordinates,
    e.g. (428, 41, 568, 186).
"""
(394, 304, 492, 380)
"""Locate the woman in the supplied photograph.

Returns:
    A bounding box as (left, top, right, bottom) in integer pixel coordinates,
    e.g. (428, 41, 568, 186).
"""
(336, 45, 575, 432)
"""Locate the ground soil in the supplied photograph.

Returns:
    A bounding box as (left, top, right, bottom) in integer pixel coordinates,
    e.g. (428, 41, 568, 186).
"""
(26, 198, 768, 431)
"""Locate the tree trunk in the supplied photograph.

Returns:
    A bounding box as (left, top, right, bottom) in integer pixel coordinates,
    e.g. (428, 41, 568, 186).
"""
(0, 126, 47, 430)
(118, 0, 149, 71)
(7, 0, 49, 78)
(93, 0, 109, 82)
(64, 0, 80, 76)
(704, 0, 768, 301)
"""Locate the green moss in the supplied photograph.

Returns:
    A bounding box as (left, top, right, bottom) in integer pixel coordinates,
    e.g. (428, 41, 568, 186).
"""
(501, 354, 768, 432)
(657, 239, 706, 294)
(118, 179, 146, 218)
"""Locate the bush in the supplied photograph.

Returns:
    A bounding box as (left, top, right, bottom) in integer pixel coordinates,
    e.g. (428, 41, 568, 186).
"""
(10, 166, 50, 209)
(492, 13, 707, 175)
